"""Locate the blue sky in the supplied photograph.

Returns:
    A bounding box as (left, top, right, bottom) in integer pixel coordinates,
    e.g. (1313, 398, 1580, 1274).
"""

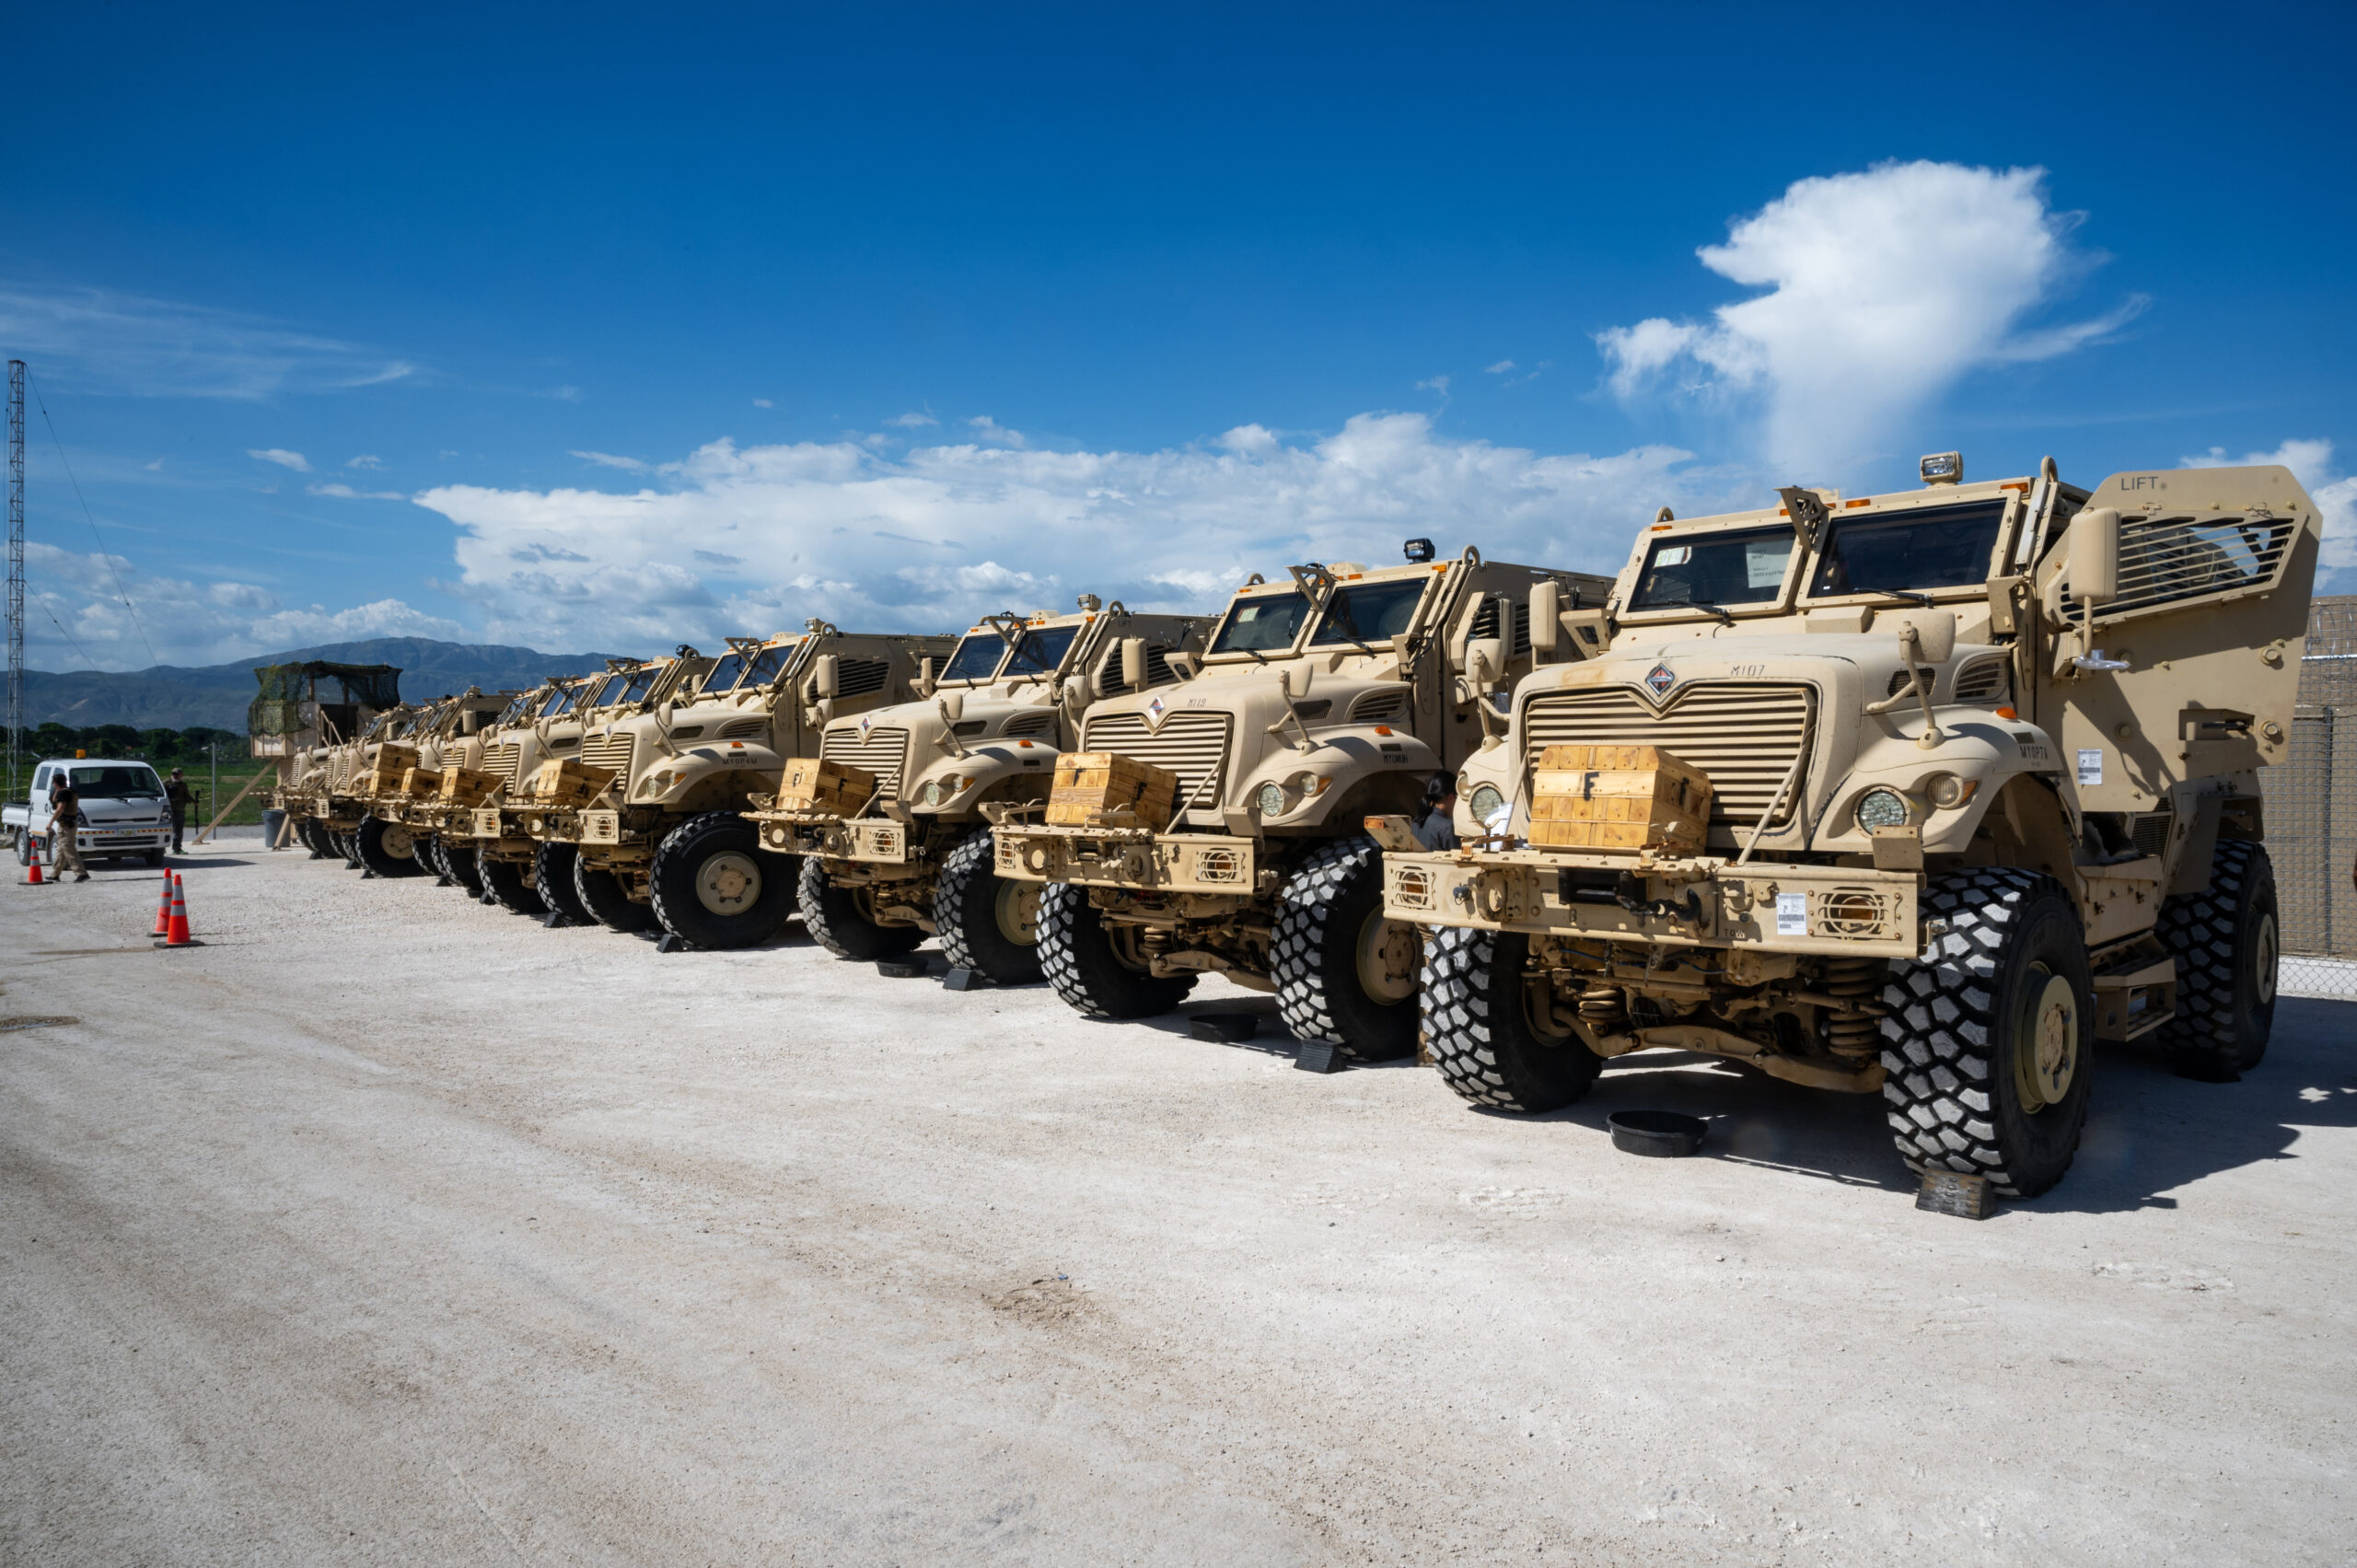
(6, 0, 2353, 669)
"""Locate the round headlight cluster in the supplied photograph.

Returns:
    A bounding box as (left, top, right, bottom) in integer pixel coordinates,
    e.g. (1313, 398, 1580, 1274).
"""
(1256, 782, 1287, 817)
(1925, 772, 1977, 810)
(1468, 784, 1505, 822)
(921, 780, 944, 807)
(1854, 788, 1910, 830)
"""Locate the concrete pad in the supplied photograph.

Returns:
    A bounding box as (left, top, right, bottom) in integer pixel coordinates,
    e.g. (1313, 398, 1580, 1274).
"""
(3, 845, 2352, 1563)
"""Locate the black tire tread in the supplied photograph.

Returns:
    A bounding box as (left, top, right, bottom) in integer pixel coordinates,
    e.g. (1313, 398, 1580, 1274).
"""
(935, 827, 1042, 983)
(1037, 880, 1195, 1018)
(2153, 839, 2275, 1077)
(1271, 837, 1416, 1062)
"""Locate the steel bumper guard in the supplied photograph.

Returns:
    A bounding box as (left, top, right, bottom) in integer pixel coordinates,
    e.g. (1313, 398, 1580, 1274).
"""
(993, 823, 1260, 895)
(1382, 848, 1922, 958)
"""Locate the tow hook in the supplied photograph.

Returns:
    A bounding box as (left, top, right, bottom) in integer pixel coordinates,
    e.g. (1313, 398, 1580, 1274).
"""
(1613, 870, 1703, 927)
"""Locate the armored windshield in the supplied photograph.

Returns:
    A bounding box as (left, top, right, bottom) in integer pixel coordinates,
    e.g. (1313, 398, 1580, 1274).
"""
(618, 666, 666, 705)
(740, 643, 796, 690)
(543, 684, 581, 718)
(1808, 500, 2008, 597)
(1004, 624, 1080, 677)
(700, 650, 751, 692)
(940, 634, 1006, 682)
(1210, 591, 1310, 655)
(1629, 526, 1794, 611)
(1308, 579, 1425, 646)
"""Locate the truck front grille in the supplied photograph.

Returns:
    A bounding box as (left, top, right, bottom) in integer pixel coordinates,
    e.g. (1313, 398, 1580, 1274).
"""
(1522, 682, 1814, 829)
(482, 743, 521, 784)
(582, 734, 633, 776)
(821, 726, 911, 799)
(1081, 710, 1234, 812)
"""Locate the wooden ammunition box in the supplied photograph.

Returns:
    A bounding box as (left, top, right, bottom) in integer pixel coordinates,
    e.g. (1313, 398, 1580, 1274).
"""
(359, 743, 420, 796)
(1527, 744, 1713, 854)
(776, 756, 877, 814)
(398, 766, 443, 798)
(525, 756, 617, 806)
(437, 765, 504, 807)
(1047, 751, 1180, 830)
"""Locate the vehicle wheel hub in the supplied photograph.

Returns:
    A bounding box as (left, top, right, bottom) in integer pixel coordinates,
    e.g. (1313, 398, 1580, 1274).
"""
(696, 851, 762, 915)
(2014, 965, 2078, 1112)
(382, 824, 414, 859)
(2254, 912, 2279, 1005)
(1355, 909, 1417, 1005)
(995, 877, 1041, 946)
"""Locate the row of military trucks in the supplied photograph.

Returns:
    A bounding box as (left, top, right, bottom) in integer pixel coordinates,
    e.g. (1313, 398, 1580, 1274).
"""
(263, 453, 2323, 1199)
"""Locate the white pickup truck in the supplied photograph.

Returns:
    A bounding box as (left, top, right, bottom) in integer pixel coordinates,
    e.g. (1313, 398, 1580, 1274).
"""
(5, 757, 174, 867)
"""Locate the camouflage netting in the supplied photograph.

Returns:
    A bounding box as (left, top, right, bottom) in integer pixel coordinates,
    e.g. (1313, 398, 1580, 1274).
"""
(249, 661, 403, 737)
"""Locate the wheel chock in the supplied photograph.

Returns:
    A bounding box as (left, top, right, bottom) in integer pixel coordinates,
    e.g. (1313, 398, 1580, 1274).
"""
(1294, 1040, 1348, 1073)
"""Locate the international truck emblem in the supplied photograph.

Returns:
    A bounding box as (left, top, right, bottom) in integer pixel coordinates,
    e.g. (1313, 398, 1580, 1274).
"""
(1144, 693, 1168, 728)
(1645, 663, 1678, 699)
(859, 714, 873, 736)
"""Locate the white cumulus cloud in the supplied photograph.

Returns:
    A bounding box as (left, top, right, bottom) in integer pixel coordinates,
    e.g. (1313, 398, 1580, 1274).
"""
(248, 447, 311, 471)
(1598, 160, 2146, 476)
(412, 415, 1702, 652)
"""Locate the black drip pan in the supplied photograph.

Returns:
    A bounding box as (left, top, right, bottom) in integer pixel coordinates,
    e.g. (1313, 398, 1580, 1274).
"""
(1607, 1109, 1708, 1157)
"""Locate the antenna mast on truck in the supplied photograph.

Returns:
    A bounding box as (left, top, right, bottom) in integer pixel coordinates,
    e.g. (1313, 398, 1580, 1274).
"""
(6, 360, 24, 801)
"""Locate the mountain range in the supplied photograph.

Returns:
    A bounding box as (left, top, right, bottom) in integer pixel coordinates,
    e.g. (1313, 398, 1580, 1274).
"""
(25, 637, 638, 731)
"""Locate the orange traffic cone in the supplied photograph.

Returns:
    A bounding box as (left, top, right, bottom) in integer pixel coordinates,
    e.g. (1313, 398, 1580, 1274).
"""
(152, 870, 173, 935)
(162, 874, 194, 947)
(24, 847, 43, 886)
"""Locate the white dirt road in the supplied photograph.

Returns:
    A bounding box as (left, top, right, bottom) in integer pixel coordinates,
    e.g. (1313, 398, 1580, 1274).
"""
(4, 834, 2353, 1565)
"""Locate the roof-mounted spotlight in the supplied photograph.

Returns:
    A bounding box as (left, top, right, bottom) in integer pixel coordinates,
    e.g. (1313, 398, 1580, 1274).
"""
(1403, 537, 1435, 563)
(1920, 451, 1963, 486)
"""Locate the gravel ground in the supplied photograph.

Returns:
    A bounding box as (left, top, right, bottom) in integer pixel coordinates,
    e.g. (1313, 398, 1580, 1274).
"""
(4, 834, 2353, 1565)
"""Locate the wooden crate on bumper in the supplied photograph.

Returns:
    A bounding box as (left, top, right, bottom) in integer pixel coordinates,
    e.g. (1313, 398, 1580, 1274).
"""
(1047, 751, 1180, 831)
(525, 756, 617, 807)
(359, 744, 420, 796)
(398, 766, 443, 798)
(1527, 744, 1713, 854)
(436, 765, 504, 807)
(776, 756, 877, 815)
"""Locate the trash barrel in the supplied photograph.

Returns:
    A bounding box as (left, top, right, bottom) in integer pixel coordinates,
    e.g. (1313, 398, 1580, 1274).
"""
(261, 807, 288, 850)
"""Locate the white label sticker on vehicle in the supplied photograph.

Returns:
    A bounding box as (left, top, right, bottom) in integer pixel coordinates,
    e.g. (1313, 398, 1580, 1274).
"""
(1775, 891, 1807, 936)
(2077, 748, 2104, 786)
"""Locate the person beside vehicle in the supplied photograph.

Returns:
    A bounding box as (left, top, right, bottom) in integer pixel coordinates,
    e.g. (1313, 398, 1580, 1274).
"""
(165, 768, 198, 854)
(48, 776, 89, 881)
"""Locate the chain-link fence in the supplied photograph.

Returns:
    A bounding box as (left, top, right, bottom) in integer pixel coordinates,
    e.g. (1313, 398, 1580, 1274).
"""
(2262, 596, 2357, 999)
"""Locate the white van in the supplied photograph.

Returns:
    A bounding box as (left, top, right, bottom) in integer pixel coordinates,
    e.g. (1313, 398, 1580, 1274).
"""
(4, 758, 174, 867)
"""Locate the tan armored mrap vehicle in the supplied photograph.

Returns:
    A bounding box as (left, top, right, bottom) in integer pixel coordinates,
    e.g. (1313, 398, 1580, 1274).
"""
(1386, 455, 2320, 1197)
(517, 624, 956, 948)
(747, 598, 1206, 981)
(995, 541, 1615, 1058)
(466, 676, 600, 915)
(294, 703, 424, 867)
(354, 686, 524, 884)
(250, 658, 402, 855)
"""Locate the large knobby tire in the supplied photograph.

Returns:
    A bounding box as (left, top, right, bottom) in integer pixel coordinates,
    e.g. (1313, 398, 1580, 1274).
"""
(419, 835, 450, 882)
(798, 855, 924, 960)
(575, 854, 659, 933)
(2154, 839, 2278, 1080)
(299, 819, 332, 859)
(355, 815, 426, 877)
(1882, 868, 2095, 1198)
(1271, 838, 1421, 1062)
(1038, 880, 1196, 1018)
(935, 827, 1043, 983)
(481, 855, 547, 915)
(650, 812, 797, 949)
(1422, 924, 1606, 1111)
(333, 829, 364, 868)
(535, 842, 594, 923)
(442, 839, 485, 893)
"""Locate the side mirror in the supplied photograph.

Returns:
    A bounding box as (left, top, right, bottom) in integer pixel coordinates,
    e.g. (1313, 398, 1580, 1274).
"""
(656, 699, 674, 727)
(916, 656, 935, 698)
(2069, 508, 2121, 606)
(1281, 666, 1313, 699)
(1528, 581, 1560, 656)
(814, 654, 841, 700)
(1465, 637, 1504, 688)
(1120, 638, 1147, 691)
(1910, 611, 1956, 666)
(939, 691, 966, 723)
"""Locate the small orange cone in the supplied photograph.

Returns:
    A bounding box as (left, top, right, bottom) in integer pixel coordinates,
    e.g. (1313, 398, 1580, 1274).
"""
(152, 870, 174, 935)
(162, 874, 194, 947)
(25, 852, 43, 886)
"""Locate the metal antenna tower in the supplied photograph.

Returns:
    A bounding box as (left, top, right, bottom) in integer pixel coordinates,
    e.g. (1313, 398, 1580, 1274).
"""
(6, 360, 23, 802)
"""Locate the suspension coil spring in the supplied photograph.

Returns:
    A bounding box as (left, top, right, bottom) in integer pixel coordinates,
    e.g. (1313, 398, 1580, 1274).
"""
(1820, 957, 1886, 1055)
(1578, 984, 1629, 1031)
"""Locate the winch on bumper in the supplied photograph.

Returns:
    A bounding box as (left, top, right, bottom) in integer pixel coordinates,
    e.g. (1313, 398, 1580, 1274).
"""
(1383, 847, 1921, 958)
(992, 821, 1271, 896)
(746, 807, 914, 864)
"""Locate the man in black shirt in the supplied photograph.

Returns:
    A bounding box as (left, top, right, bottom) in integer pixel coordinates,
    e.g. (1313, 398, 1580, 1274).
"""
(49, 776, 89, 882)
(165, 768, 198, 854)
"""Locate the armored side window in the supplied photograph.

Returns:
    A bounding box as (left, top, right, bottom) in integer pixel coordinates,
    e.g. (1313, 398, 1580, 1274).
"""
(1630, 527, 1793, 611)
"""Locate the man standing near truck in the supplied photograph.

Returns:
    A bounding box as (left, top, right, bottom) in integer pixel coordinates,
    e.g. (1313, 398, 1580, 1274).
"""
(48, 776, 88, 882)
(165, 768, 198, 854)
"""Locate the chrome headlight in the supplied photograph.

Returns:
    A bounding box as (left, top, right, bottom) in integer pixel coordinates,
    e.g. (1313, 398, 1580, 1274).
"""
(1255, 782, 1286, 817)
(1468, 784, 1504, 821)
(921, 780, 943, 807)
(1855, 788, 1910, 830)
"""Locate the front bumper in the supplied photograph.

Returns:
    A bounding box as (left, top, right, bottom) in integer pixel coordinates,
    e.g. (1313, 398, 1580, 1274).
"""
(993, 822, 1261, 895)
(745, 807, 911, 864)
(1382, 848, 1922, 958)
